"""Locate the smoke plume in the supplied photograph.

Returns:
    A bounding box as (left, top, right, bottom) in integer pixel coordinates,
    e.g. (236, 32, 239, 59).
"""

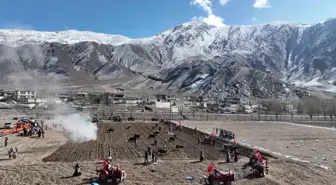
(54, 113, 98, 142)
(52, 103, 98, 142)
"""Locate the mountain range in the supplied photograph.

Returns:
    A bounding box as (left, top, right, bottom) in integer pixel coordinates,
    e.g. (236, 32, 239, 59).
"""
(1, 18, 336, 99)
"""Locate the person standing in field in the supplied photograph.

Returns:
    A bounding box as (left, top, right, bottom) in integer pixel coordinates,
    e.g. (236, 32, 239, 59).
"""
(4, 137, 8, 147)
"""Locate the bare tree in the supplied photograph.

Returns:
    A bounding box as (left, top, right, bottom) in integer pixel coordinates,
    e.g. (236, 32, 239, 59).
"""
(236, 104, 246, 113)
(189, 96, 197, 120)
(295, 101, 304, 115)
(321, 99, 328, 121)
(301, 97, 321, 121)
(259, 99, 284, 120)
(268, 99, 284, 120)
(178, 98, 184, 119)
(325, 100, 336, 121)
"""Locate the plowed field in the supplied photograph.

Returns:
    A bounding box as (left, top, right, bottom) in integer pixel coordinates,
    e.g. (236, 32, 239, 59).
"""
(43, 122, 225, 162)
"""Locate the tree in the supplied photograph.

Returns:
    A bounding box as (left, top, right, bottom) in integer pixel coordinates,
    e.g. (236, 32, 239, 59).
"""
(236, 104, 246, 113)
(326, 100, 336, 121)
(321, 100, 329, 121)
(296, 101, 304, 115)
(178, 98, 184, 118)
(301, 97, 321, 121)
(259, 99, 284, 120)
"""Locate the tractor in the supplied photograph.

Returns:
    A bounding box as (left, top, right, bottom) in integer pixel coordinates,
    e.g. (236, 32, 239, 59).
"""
(201, 169, 235, 185)
(248, 154, 268, 177)
(113, 116, 122, 122)
(92, 117, 102, 123)
(96, 165, 127, 185)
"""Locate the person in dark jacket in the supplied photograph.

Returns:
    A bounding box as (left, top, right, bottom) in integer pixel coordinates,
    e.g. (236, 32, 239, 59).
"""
(4, 137, 8, 147)
(152, 152, 156, 162)
(200, 149, 205, 162)
(73, 163, 82, 176)
(144, 151, 149, 164)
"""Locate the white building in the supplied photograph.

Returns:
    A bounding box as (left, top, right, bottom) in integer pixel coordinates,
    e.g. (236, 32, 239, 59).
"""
(155, 102, 171, 109)
(14, 90, 37, 101)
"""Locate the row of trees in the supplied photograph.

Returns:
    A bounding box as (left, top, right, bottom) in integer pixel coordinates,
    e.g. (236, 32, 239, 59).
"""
(258, 97, 336, 121)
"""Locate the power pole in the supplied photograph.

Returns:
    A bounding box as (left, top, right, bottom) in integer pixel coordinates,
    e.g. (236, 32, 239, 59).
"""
(169, 94, 172, 133)
(142, 89, 145, 121)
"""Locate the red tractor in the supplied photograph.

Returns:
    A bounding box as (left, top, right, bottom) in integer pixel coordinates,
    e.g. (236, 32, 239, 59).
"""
(201, 169, 234, 185)
(96, 165, 127, 185)
(248, 153, 269, 177)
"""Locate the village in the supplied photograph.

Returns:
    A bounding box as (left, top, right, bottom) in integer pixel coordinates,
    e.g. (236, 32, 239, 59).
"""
(0, 87, 332, 122)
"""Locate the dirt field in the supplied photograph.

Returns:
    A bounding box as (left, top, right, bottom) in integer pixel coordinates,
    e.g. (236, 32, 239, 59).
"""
(0, 129, 67, 166)
(1, 158, 336, 185)
(181, 121, 336, 171)
(0, 121, 335, 185)
(43, 122, 225, 162)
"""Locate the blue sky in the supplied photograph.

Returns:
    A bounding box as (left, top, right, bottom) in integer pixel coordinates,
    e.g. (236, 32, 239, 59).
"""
(0, 0, 335, 38)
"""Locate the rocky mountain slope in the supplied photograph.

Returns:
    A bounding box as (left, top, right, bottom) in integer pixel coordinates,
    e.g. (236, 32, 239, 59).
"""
(1, 18, 336, 99)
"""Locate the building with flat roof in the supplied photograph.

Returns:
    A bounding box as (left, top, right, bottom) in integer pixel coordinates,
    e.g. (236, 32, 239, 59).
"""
(14, 90, 37, 102)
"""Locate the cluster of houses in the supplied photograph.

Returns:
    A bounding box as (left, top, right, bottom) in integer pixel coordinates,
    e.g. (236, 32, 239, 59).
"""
(0, 89, 62, 109)
(0, 88, 298, 114)
(57, 88, 264, 114)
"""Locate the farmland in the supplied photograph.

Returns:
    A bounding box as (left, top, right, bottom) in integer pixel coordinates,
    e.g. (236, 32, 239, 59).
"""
(0, 119, 335, 185)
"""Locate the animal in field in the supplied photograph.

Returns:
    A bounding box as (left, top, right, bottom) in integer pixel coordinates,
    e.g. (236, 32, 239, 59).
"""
(148, 134, 156, 139)
(175, 145, 184, 149)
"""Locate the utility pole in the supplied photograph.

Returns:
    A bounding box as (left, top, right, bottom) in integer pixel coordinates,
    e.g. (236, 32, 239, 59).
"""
(142, 89, 145, 121)
(169, 93, 172, 134)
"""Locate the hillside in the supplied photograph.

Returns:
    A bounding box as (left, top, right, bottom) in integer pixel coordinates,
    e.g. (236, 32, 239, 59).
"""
(1, 19, 336, 99)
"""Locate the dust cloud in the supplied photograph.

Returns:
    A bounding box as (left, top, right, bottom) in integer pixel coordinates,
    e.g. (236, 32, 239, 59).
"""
(52, 102, 98, 142)
(54, 112, 98, 142)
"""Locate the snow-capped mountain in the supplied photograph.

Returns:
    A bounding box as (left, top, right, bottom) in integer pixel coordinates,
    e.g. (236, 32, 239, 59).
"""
(0, 29, 131, 46)
(1, 18, 336, 99)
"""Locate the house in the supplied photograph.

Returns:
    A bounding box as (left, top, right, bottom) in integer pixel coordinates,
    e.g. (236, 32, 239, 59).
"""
(3, 90, 15, 97)
(223, 97, 241, 105)
(14, 90, 37, 102)
(124, 97, 143, 105)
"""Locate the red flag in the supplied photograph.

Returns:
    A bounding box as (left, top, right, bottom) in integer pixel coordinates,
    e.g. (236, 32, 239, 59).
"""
(211, 132, 215, 137)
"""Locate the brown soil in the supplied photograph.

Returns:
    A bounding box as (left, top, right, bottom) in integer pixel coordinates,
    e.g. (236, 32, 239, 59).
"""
(43, 122, 225, 162)
(0, 121, 335, 185)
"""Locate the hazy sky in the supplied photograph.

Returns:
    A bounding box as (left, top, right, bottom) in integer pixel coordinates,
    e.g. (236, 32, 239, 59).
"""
(0, 0, 335, 38)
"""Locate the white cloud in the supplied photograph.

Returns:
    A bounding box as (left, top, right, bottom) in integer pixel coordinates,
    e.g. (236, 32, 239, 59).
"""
(253, 0, 271, 8)
(190, 0, 225, 27)
(219, 0, 230, 6)
(0, 23, 34, 30)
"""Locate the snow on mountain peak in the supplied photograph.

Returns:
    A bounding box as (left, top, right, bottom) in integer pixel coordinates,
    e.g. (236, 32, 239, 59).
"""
(0, 29, 132, 47)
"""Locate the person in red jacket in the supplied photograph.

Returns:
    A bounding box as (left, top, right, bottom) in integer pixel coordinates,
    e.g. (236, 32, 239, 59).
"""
(207, 162, 214, 173)
(254, 149, 264, 163)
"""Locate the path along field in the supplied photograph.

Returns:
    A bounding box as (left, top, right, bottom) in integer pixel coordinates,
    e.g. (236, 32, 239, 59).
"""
(0, 121, 335, 185)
